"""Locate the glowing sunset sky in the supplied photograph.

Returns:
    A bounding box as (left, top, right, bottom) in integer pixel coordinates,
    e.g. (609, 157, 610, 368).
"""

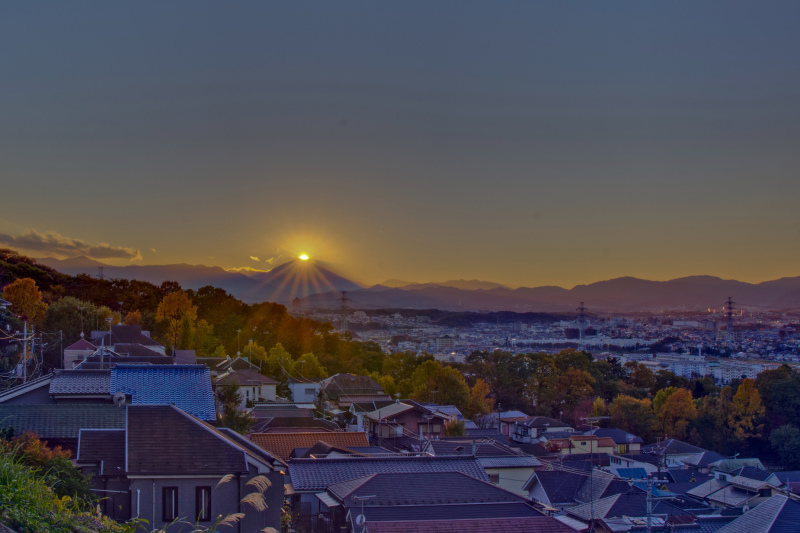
(1, 2, 799, 288)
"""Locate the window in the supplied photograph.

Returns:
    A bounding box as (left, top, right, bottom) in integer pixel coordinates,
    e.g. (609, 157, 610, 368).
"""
(489, 474, 500, 484)
(196, 486, 212, 522)
(163, 487, 178, 522)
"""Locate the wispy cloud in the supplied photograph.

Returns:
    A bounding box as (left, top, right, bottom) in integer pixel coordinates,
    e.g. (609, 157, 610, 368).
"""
(226, 266, 270, 274)
(151, 248, 158, 254)
(265, 254, 289, 265)
(250, 256, 260, 262)
(0, 230, 142, 261)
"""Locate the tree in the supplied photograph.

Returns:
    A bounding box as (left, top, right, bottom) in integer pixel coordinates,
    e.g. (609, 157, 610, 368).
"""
(155, 290, 197, 350)
(770, 425, 800, 469)
(556, 368, 595, 423)
(609, 395, 657, 442)
(590, 397, 607, 418)
(410, 361, 471, 414)
(2, 277, 47, 324)
(729, 378, 766, 445)
(41, 296, 97, 343)
(215, 383, 255, 434)
(295, 352, 328, 379)
(444, 419, 466, 437)
(124, 309, 143, 325)
(654, 388, 696, 440)
(467, 378, 495, 419)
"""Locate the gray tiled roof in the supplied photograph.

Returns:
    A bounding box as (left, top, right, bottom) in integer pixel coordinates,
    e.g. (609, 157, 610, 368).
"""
(77, 429, 125, 473)
(288, 455, 489, 492)
(477, 456, 542, 468)
(716, 494, 800, 533)
(0, 404, 125, 439)
(49, 369, 111, 395)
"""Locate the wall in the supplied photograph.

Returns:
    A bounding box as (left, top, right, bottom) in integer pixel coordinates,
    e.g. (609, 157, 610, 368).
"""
(485, 466, 537, 497)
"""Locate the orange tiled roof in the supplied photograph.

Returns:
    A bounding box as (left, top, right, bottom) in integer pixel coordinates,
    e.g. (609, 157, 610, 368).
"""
(248, 431, 370, 461)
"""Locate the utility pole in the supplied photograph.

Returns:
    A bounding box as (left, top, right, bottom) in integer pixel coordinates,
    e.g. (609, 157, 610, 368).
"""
(22, 321, 28, 384)
(646, 474, 653, 533)
(583, 415, 609, 533)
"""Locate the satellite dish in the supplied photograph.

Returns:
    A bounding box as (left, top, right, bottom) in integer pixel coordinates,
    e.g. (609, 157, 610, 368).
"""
(355, 515, 366, 527)
(113, 391, 127, 407)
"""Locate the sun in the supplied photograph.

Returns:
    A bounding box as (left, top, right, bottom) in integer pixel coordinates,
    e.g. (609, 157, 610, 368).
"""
(298, 254, 309, 261)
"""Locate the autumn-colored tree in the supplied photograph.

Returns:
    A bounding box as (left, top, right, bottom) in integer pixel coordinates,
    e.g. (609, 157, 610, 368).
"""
(609, 394, 657, 442)
(370, 372, 398, 398)
(468, 378, 495, 419)
(155, 290, 198, 349)
(556, 368, 596, 422)
(590, 397, 607, 418)
(2, 277, 47, 324)
(655, 388, 696, 440)
(124, 309, 143, 326)
(729, 378, 766, 444)
(444, 419, 466, 437)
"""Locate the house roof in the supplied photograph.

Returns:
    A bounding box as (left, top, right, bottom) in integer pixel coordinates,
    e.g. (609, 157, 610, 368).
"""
(319, 373, 384, 397)
(643, 438, 705, 456)
(477, 456, 542, 468)
(216, 369, 279, 386)
(427, 439, 522, 458)
(567, 491, 691, 521)
(248, 431, 370, 461)
(337, 394, 393, 406)
(360, 503, 543, 527)
(350, 400, 397, 413)
(76, 429, 125, 474)
(716, 494, 800, 533)
(0, 404, 125, 440)
(94, 325, 162, 347)
(515, 416, 573, 429)
(49, 369, 110, 395)
(64, 339, 96, 351)
(125, 404, 278, 476)
(710, 458, 766, 473)
(174, 350, 197, 364)
(110, 364, 215, 420)
(288, 455, 490, 492)
(585, 427, 644, 445)
(464, 428, 510, 443)
(250, 417, 339, 433)
(365, 402, 416, 421)
(107, 344, 165, 358)
(684, 451, 728, 468)
(525, 470, 585, 505)
(327, 471, 530, 506)
(365, 516, 575, 533)
(0, 373, 53, 403)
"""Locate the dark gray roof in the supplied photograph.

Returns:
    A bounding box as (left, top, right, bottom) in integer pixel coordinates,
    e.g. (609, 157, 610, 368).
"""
(107, 344, 165, 357)
(684, 451, 728, 468)
(643, 438, 705, 456)
(464, 428, 510, 444)
(327, 471, 526, 506)
(526, 470, 585, 505)
(428, 439, 520, 457)
(0, 404, 125, 440)
(477, 456, 542, 468)
(361, 502, 542, 524)
(716, 494, 800, 533)
(516, 416, 572, 429)
(568, 491, 692, 521)
(126, 405, 269, 476)
(94, 325, 162, 347)
(49, 369, 111, 395)
(585, 427, 644, 445)
(733, 466, 773, 482)
(77, 429, 125, 473)
(288, 455, 489, 492)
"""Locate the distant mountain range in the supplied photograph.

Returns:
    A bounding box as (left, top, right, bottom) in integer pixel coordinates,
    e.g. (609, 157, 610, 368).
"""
(37, 256, 800, 311)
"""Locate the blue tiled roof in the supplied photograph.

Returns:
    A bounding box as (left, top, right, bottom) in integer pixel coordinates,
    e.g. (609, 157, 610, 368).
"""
(288, 455, 489, 492)
(618, 467, 649, 479)
(110, 365, 215, 421)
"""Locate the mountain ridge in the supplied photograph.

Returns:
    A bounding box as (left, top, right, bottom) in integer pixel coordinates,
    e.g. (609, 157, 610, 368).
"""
(35, 256, 800, 311)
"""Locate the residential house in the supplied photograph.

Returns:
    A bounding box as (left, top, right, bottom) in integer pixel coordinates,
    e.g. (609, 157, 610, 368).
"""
(90, 325, 166, 356)
(715, 494, 800, 533)
(196, 356, 261, 378)
(686, 473, 780, 509)
(75, 404, 285, 532)
(364, 401, 448, 441)
(63, 338, 97, 368)
(285, 455, 489, 521)
(215, 369, 278, 407)
(248, 431, 370, 462)
(423, 439, 542, 496)
(546, 435, 616, 455)
(0, 365, 216, 421)
(0, 403, 125, 452)
(287, 378, 321, 403)
(502, 416, 573, 444)
(318, 472, 566, 533)
(608, 453, 660, 477)
(583, 428, 643, 454)
(347, 399, 395, 432)
(319, 373, 384, 398)
(642, 439, 705, 468)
